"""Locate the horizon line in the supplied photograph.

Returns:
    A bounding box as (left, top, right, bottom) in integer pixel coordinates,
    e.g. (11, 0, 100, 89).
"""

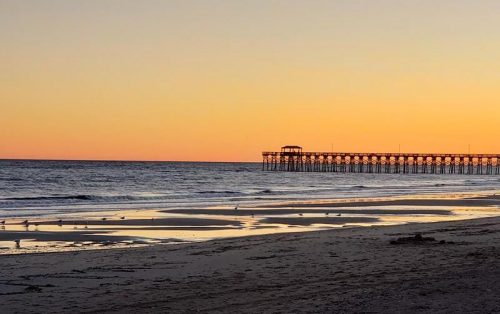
(0, 158, 260, 163)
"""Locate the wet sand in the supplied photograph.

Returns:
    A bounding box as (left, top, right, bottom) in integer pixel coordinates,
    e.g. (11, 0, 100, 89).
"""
(0, 217, 243, 252)
(32, 217, 243, 227)
(261, 216, 379, 225)
(1, 193, 498, 253)
(165, 208, 453, 216)
(0, 216, 499, 313)
(259, 194, 500, 208)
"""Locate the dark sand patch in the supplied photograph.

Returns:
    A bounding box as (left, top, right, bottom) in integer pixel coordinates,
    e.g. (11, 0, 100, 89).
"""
(164, 208, 452, 216)
(92, 226, 241, 231)
(0, 230, 133, 242)
(261, 216, 379, 226)
(28, 218, 242, 227)
(465, 194, 500, 200)
(259, 198, 500, 208)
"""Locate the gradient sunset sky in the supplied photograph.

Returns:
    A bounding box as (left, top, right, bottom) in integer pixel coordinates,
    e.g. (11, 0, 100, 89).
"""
(1, 0, 499, 161)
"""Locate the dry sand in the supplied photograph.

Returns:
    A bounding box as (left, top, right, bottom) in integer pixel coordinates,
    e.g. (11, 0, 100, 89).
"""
(0, 216, 499, 313)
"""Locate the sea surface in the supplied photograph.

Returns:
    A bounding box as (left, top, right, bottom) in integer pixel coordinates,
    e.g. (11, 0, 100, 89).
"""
(1, 160, 499, 218)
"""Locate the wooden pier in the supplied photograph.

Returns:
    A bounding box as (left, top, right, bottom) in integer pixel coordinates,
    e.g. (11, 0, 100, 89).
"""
(262, 146, 500, 175)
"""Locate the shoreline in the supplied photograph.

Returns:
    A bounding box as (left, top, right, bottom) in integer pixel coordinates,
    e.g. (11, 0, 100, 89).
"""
(0, 215, 499, 312)
(1, 191, 498, 254)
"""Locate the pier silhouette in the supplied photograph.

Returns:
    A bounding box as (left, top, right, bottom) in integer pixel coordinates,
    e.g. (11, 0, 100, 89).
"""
(262, 146, 500, 175)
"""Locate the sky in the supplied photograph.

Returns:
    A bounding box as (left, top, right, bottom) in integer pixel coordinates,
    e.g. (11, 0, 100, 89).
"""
(1, 0, 499, 161)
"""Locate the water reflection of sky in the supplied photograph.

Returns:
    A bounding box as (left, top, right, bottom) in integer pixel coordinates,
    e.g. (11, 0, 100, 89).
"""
(1, 196, 498, 254)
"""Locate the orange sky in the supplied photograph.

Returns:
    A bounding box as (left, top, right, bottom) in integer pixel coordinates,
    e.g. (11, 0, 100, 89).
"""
(1, 1, 499, 161)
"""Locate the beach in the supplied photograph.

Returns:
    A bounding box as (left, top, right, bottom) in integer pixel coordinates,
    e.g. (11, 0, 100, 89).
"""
(0, 215, 499, 313)
(1, 161, 499, 313)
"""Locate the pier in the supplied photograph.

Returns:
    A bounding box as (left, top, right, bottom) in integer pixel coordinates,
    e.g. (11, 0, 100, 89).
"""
(262, 146, 500, 175)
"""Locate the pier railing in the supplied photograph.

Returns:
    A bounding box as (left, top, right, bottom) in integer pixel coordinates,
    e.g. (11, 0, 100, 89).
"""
(262, 148, 500, 175)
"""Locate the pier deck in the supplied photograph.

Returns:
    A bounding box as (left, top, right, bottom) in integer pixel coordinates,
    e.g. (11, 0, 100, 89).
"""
(262, 146, 500, 175)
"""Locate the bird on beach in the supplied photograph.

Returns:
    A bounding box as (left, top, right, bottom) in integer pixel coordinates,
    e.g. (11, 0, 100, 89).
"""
(101, 217, 107, 221)
(337, 213, 342, 217)
(58, 219, 63, 226)
(1, 220, 5, 225)
(120, 216, 125, 220)
(234, 204, 239, 210)
(14, 239, 21, 249)
(251, 213, 254, 218)
(299, 213, 303, 216)
(22, 220, 29, 226)
(84, 221, 88, 229)
(325, 212, 329, 216)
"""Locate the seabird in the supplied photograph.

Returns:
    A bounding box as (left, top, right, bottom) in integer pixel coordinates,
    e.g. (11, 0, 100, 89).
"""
(299, 213, 303, 216)
(1, 220, 5, 225)
(337, 213, 342, 217)
(234, 204, 239, 210)
(58, 219, 63, 226)
(14, 239, 21, 249)
(22, 220, 29, 226)
(325, 212, 329, 216)
(120, 216, 125, 220)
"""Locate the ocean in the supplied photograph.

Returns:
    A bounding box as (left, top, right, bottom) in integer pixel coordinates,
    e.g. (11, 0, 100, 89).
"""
(1, 160, 498, 218)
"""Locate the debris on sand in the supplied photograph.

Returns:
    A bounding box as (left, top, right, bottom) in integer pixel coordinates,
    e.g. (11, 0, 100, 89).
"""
(24, 286, 42, 293)
(390, 233, 446, 245)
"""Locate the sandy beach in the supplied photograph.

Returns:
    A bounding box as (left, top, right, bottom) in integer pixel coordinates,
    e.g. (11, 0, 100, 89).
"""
(0, 215, 499, 313)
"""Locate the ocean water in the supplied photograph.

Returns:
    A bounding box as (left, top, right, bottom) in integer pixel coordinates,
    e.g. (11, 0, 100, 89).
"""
(0, 160, 498, 218)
